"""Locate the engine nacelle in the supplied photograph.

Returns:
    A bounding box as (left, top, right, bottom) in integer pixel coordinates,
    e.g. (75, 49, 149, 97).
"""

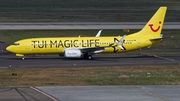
(64, 49, 82, 58)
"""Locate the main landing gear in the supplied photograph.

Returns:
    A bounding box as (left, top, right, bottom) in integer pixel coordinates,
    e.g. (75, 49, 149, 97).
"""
(83, 54, 92, 60)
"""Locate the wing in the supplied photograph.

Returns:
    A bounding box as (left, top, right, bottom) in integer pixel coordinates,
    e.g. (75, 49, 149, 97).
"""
(80, 35, 126, 54)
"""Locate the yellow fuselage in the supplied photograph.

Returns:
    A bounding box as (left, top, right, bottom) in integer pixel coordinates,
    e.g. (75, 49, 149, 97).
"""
(6, 35, 161, 55)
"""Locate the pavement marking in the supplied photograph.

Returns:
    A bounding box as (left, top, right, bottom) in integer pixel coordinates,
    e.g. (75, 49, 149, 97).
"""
(154, 55, 175, 61)
(30, 87, 59, 101)
(138, 89, 169, 101)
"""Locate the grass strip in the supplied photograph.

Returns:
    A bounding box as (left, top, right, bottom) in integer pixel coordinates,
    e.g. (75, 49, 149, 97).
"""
(0, 65, 180, 87)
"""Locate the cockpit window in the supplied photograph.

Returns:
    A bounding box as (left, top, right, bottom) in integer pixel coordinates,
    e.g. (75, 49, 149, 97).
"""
(13, 43, 20, 46)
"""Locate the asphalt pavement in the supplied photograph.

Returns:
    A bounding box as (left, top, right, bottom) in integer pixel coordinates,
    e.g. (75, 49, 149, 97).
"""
(0, 22, 179, 30)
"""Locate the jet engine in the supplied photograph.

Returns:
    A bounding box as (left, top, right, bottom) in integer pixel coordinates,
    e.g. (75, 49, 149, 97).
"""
(64, 49, 82, 58)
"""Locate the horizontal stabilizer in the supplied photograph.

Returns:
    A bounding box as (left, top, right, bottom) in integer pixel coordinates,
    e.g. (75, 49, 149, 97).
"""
(150, 36, 174, 41)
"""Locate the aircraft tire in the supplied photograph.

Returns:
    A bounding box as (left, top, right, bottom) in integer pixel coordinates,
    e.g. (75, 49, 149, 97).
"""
(83, 54, 92, 60)
(87, 55, 92, 60)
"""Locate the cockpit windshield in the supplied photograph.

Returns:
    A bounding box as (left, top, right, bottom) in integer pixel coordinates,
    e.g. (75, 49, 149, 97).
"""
(13, 43, 20, 46)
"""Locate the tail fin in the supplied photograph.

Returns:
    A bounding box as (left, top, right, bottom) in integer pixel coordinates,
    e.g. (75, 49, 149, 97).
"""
(135, 7, 167, 38)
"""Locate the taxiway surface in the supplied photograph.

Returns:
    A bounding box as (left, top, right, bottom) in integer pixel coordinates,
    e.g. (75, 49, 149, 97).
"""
(1, 86, 180, 101)
(0, 53, 180, 68)
(0, 22, 180, 30)
(38, 86, 180, 101)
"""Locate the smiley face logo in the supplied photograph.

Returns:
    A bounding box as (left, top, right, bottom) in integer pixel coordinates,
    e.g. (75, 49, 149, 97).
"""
(149, 21, 161, 32)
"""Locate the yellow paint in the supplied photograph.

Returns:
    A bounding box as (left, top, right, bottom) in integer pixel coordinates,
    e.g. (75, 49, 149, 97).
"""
(16, 54, 24, 57)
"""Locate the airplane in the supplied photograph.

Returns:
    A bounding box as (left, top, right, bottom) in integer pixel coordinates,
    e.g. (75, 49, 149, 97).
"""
(6, 7, 167, 60)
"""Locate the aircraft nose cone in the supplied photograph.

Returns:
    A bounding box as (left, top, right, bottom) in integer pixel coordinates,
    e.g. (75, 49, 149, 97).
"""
(6, 46, 13, 52)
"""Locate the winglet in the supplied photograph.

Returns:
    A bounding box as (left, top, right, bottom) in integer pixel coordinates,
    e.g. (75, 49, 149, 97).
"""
(117, 35, 126, 50)
(78, 30, 102, 37)
(95, 30, 102, 37)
